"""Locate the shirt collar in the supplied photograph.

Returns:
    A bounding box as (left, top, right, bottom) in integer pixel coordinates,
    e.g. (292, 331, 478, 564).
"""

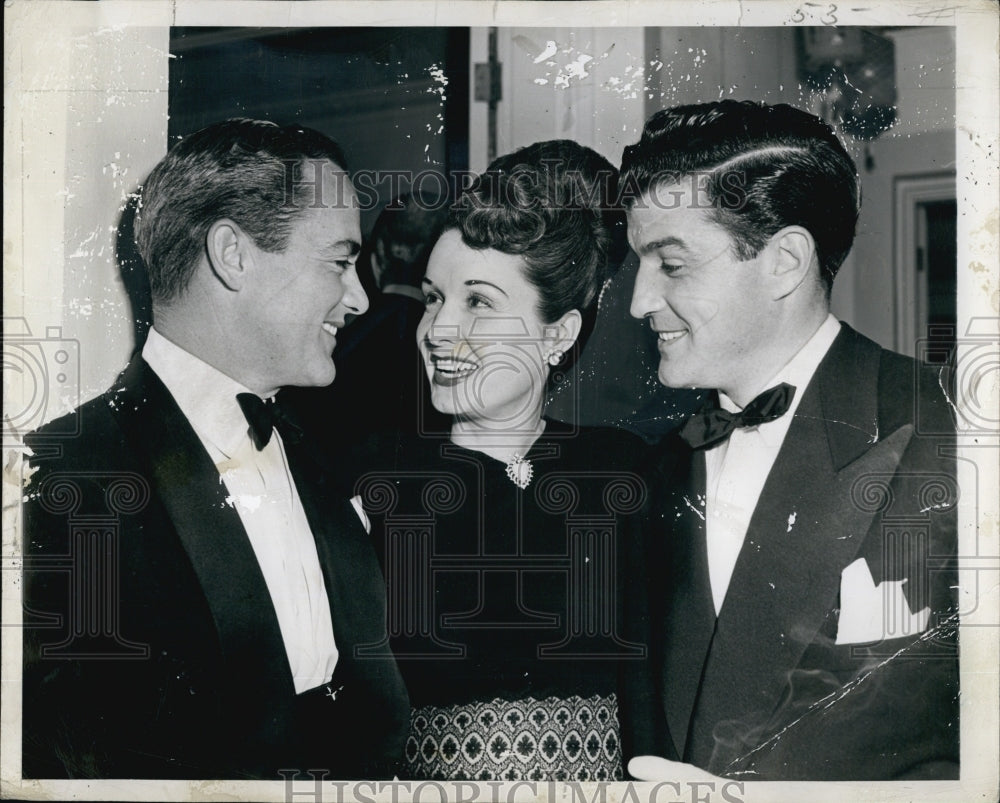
(142, 327, 260, 458)
(719, 314, 842, 415)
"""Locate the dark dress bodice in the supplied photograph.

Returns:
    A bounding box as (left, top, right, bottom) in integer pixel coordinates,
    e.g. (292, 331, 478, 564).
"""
(356, 420, 650, 780)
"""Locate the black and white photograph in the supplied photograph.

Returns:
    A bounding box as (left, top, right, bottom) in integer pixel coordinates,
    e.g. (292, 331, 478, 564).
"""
(2, 1, 998, 801)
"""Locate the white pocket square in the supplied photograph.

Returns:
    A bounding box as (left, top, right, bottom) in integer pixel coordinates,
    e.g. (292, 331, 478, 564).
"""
(349, 494, 371, 534)
(835, 558, 930, 645)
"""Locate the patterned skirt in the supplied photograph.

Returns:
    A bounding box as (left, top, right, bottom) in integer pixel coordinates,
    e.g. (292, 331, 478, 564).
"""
(404, 693, 622, 781)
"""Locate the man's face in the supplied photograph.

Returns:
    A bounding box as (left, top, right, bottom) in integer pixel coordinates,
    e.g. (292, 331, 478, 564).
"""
(628, 181, 775, 404)
(243, 165, 367, 392)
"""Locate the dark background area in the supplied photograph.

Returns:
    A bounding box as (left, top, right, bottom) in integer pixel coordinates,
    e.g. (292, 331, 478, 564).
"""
(169, 27, 470, 236)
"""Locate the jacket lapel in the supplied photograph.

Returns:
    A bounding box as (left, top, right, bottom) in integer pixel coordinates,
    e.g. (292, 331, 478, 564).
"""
(279, 411, 410, 775)
(110, 358, 296, 736)
(645, 437, 718, 761)
(282, 430, 375, 656)
(685, 326, 914, 771)
(277, 405, 399, 685)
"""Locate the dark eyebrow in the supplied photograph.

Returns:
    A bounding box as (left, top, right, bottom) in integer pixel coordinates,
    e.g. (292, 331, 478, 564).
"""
(637, 236, 690, 257)
(321, 240, 361, 258)
(465, 280, 508, 298)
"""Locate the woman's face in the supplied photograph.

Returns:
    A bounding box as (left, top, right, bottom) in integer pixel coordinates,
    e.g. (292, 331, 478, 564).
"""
(417, 229, 561, 432)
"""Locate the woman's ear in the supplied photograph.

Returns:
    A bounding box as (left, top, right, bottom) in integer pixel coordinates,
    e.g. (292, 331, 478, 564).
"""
(769, 226, 817, 301)
(206, 219, 253, 291)
(543, 309, 583, 365)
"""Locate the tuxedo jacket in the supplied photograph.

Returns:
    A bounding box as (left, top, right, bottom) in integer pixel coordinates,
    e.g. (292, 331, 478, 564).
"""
(620, 324, 959, 780)
(22, 357, 409, 779)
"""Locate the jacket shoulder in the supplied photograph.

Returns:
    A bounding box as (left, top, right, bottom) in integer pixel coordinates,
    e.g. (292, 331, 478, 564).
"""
(834, 324, 954, 435)
(25, 392, 126, 469)
(875, 344, 955, 436)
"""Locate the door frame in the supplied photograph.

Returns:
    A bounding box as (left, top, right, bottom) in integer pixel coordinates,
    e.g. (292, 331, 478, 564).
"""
(893, 171, 956, 356)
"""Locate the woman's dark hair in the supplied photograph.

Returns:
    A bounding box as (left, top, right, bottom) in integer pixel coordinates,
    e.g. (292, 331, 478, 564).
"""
(449, 140, 625, 333)
(134, 118, 349, 303)
(620, 100, 859, 293)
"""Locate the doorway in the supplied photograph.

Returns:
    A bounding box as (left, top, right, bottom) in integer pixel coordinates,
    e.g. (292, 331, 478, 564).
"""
(894, 173, 957, 361)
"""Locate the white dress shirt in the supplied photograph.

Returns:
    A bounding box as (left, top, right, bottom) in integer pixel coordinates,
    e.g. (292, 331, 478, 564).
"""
(704, 314, 842, 615)
(143, 328, 338, 693)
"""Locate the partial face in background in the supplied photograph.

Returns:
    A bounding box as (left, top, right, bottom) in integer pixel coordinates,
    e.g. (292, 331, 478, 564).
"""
(370, 237, 389, 289)
(628, 182, 775, 403)
(417, 229, 558, 431)
(371, 236, 424, 290)
(241, 164, 368, 391)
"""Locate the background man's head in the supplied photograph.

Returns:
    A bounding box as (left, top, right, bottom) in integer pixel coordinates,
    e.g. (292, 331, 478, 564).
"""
(367, 193, 450, 292)
(622, 101, 860, 404)
(133, 118, 368, 394)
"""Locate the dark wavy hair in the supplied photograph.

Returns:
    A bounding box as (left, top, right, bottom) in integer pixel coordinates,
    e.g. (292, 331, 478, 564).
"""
(620, 101, 860, 293)
(449, 140, 625, 333)
(134, 118, 349, 303)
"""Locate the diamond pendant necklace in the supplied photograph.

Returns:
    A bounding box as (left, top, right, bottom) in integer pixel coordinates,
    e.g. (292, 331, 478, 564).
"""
(501, 420, 546, 489)
(504, 453, 534, 489)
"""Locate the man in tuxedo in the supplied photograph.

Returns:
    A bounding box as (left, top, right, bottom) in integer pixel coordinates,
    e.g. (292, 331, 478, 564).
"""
(619, 101, 958, 780)
(22, 118, 409, 779)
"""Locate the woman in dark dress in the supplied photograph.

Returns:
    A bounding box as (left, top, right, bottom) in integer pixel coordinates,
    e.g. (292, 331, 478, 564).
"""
(358, 140, 648, 782)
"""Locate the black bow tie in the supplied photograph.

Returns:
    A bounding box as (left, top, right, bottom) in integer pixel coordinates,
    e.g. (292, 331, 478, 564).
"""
(236, 393, 304, 451)
(678, 382, 796, 450)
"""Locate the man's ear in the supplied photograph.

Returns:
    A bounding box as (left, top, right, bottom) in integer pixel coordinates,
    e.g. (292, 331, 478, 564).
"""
(543, 309, 583, 363)
(768, 226, 817, 301)
(206, 219, 253, 291)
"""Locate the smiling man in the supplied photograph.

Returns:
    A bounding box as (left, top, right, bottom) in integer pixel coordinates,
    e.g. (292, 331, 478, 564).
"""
(22, 119, 409, 779)
(618, 101, 959, 780)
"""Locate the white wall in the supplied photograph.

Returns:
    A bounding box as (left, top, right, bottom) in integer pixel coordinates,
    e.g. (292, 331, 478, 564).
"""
(469, 27, 647, 171)
(5, 5, 169, 429)
(841, 26, 956, 347)
(643, 26, 804, 112)
(885, 27, 957, 138)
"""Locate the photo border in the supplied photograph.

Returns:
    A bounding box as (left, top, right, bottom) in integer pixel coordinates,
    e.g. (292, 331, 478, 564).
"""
(3, 2, 997, 801)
